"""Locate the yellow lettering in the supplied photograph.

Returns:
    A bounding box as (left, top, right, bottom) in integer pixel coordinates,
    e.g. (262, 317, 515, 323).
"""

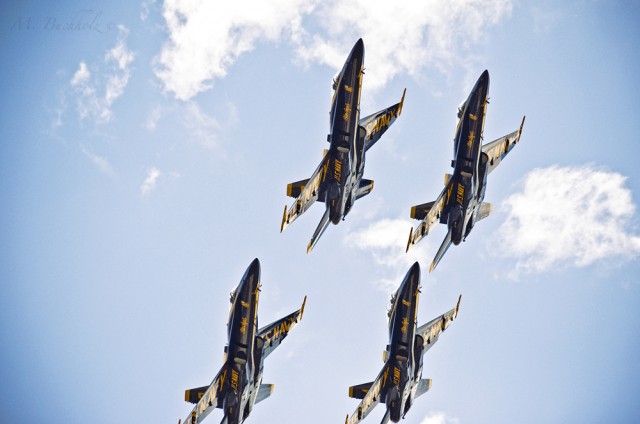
(456, 184, 465, 205)
(240, 317, 248, 334)
(393, 367, 401, 386)
(231, 369, 239, 390)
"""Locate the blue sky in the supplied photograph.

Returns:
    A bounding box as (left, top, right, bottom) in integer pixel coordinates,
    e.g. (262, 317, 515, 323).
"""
(1, 1, 639, 423)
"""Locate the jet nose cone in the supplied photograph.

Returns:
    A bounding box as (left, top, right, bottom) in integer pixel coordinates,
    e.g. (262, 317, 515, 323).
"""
(477, 69, 490, 87)
(238, 258, 261, 293)
(399, 262, 421, 295)
(409, 261, 421, 275)
(350, 38, 365, 59)
(246, 258, 261, 280)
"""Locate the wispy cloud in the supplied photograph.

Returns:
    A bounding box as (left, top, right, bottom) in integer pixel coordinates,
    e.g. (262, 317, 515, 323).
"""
(295, 0, 512, 92)
(70, 25, 134, 123)
(180, 101, 222, 151)
(154, 0, 512, 100)
(140, 167, 162, 195)
(420, 411, 460, 424)
(80, 145, 115, 176)
(154, 0, 314, 100)
(145, 105, 164, 131)
(140, 0, 158, 21)
(345, 217, 430, 291)
(496, 165, 640, 276)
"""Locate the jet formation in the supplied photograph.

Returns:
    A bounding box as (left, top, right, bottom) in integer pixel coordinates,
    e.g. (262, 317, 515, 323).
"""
(280, 38, 405, 253)
(179, 40, 526, 424)
(346, 262, 461, 424)
(406, 70, 525, 272)
(179, 259, 305, 424)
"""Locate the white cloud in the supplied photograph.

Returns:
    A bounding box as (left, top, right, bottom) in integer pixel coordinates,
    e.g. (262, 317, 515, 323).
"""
(154, 0, 513, 99)
(420, 411, 460, 424)
(294, 0, 513, 92)
(496, 165, 640, 275)
(71, 62, 91, 87)
(70, 26, 134, 123)
(80, 145, 114, 176)
(345, 217, 430, 290)
(141, 167, 162, 195)
(155, 0, 314, 100)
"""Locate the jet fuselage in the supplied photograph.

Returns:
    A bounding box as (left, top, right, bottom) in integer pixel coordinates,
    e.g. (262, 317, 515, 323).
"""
(326, 38, 364, 225)
(383, 262, 422, 422)
(448, 70, 490, 245)
(223, 259, 263, 424)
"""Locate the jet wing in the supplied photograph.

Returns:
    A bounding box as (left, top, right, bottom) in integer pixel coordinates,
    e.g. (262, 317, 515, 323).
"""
(280, 156, 330, 233)
(406, 177, 455, 252)
(416, 295, 461, 355)
(345, 364, 390, 424)
(258, 296, 306, 360)
(181, 366, 227, 424)
(481, 116, 525, 175)
(359, 88, 405, 152)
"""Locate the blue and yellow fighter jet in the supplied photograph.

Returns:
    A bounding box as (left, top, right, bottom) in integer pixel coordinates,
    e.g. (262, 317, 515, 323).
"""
(346, 262, 461, 424)
(406, 70, 525, 271)
(280, 38, 405, 252)
(179, 259, 305, 424)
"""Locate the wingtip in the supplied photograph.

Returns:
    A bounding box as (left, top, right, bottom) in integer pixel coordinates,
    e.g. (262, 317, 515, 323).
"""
(455, 295, 462, 318)
(398, 88, 406, 116)
(345, 414, 349, 424)
(405, 227, 413, 253)
(429, 260, 436, 273)
(306, 240, 313, 254)
(518, 116, 526, 139)
(280, 205, 288, 233)
(299, 295, 307, 320)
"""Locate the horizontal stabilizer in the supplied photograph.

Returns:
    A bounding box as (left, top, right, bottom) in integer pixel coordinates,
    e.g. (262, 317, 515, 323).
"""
(410, 201, 435, 221)
(255, 383, 274, 404)
(354, 179, 374, 201)
(286, 179, 309, 198)
(477, 202, 492, 222)
(184, 386, 209, 404)
(415, 379, 433, 398)
(348, 382, 373, 399)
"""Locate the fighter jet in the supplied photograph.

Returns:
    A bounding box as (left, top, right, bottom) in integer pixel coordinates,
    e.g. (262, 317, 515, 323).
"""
(179, 258, 306, 424)
(405, 70, 525, 271)
(345, 262, 461, 424)
(280, 38, 405, 252)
